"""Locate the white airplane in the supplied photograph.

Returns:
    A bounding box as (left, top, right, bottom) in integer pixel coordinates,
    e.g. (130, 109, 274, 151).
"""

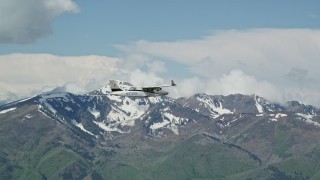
(109, 80, 176, 97)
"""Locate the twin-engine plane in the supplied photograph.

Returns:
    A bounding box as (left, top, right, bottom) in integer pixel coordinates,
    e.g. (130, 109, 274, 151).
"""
(109, 80, 176, 97)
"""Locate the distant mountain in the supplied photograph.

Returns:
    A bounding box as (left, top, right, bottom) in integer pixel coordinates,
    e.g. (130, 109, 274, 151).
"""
(0, 84, 320, 179)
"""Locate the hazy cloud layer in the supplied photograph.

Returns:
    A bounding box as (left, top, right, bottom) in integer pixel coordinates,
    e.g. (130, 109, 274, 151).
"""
(2, 28, 320, 106)
(117, 29, 320, 79)
(0, 54, 119, 102)
(0, 53, 168, 104)
(117, 28, 320, 106)
(0, 0, 79, 43)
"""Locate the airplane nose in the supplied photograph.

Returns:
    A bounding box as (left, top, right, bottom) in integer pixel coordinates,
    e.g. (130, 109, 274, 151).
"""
(162, 91, 169, 95)
(158, 90, 168, 96)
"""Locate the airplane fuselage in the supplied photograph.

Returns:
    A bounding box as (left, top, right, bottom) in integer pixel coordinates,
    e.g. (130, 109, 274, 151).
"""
(111, 90, 168, 97)
(109, 80, 174, 97)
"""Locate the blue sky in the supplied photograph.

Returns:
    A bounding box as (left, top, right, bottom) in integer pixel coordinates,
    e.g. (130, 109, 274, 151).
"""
(1, 0, 320, 105)
(1, 0, 319, 56)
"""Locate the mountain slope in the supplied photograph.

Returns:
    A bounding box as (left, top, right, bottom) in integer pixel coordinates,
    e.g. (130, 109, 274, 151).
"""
(1, 85, 320, 179)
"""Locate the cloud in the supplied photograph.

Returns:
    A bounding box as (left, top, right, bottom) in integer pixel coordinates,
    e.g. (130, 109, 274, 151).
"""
(173, 70, 320, 106)
(0, 54, 119, 102)
(171, 70, 280, 101)
(127, 69, 165, 86)
(117, 28, 320, 106)
(146, 61, 167, 74)
(286, 67, 308, 83)
(0, 53, 171, 104)
(205, 70, 281, 102)
(171, 77, 206, 98)
(118, 53, 150, 72)
(3, 28, 320, 106)
(119, 29, 319, 70)
(0, 0, 79, 43)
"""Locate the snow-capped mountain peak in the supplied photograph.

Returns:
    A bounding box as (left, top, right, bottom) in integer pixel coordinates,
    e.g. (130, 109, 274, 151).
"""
(1, 86, 320, 138)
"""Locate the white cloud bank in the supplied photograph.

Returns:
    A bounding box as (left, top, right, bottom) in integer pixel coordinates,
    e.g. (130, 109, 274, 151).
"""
(117, 28, 320, 106)
(0, 0, 79, 43)
(0, 53, 167, 104)
(0, 54, 119, 102)
(117, 28, 320, 79)
(2, 28, 320, 106)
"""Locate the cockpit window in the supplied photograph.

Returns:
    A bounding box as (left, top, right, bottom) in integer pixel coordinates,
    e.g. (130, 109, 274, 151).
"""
(119, 81, 133, 86)
(123, 82, 133, 86)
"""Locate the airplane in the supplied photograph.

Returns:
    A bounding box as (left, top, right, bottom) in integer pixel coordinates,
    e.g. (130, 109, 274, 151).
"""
(109, 80, 176, 97)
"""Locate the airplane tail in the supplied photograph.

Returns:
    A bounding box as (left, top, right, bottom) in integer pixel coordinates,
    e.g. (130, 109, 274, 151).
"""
(171, 80, 176, 86)
(109, 80, 122, 92)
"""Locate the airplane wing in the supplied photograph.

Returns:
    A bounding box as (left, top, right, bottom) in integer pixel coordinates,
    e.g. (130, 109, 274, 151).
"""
(141, 80, 176, 92)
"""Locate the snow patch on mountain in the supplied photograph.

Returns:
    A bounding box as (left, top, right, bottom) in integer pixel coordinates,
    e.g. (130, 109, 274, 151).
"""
(99, 86, 111, 94)
(38, 92, 74, 115)
(93, 121, 129, 134)
(17, 97, 34, 103)
(42, 102, 57, 114)
(150, 120, 170, 131)
(25, 114, 33, 119)
(213, 101, 232, 115)
(107, 95, 122, 103)
(107, 106, 137, 126)
(0, 107, 16, 114)
(147, 104, 189, 135)
(71, 119, 96, 137)
(269, 118, 278, 122)
(98, 97, 151, 133)
(296, 113, 320, 127)
(88, 104, 100, 119)
(38, 104, 67, 126)
(255, 96, 264, 113)
(20, 113, 34, 122)
(149, 119, 180, 135)
(275, 113, 287, 118)
(168, 124, 179, 135)
(65, 107, 73, 112)
(296, 113, 314, 121)
(147, 97, 163, 104)
(162, 112, 187, 135)
(196, 93, 232, 118)
(107, 98, 149, 123)
(38, 105, 54, 119)
(269, 113, 288, 122)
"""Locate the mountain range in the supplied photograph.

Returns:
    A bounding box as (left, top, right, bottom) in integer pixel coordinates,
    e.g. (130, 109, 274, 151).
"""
(0, 84, 320, 180)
